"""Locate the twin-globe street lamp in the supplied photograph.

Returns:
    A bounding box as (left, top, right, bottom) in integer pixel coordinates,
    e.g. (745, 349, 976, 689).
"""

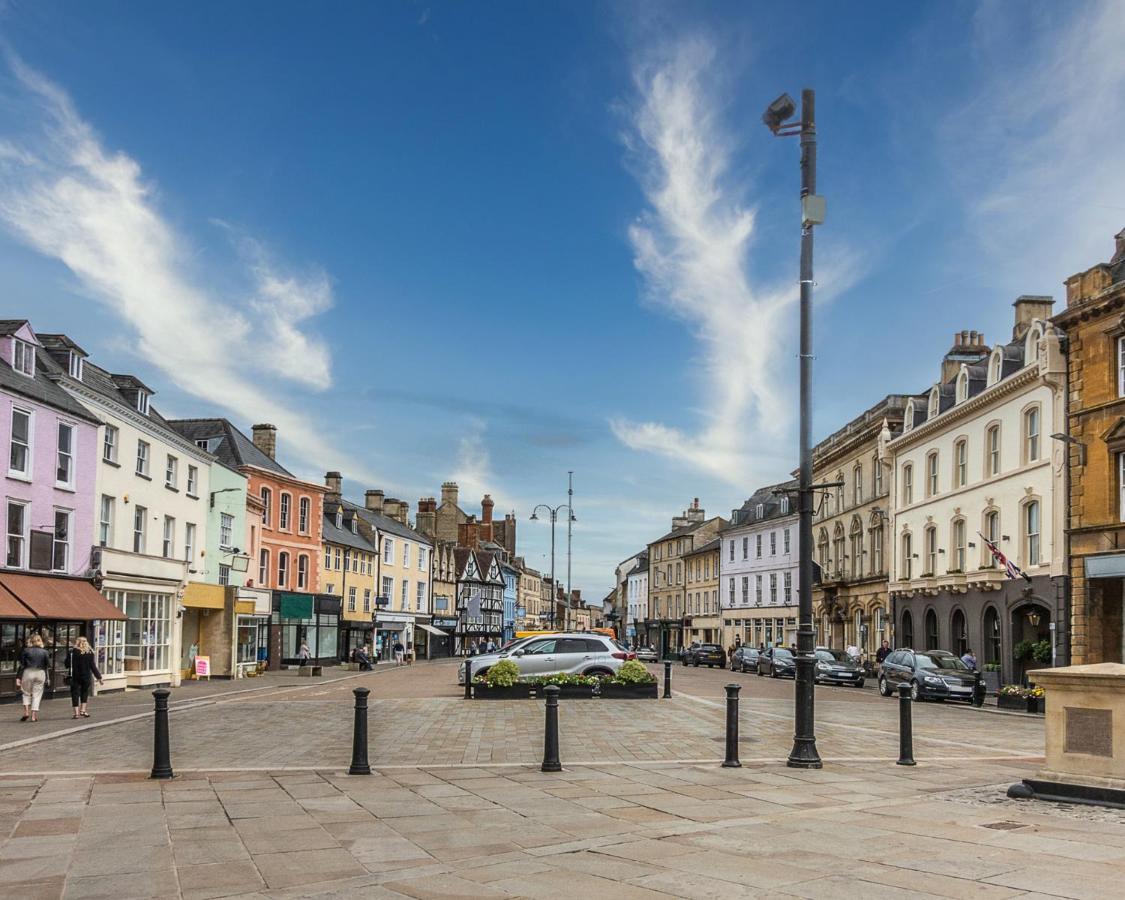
(530, 503, 575, 630)
(764, 88, 825, 769)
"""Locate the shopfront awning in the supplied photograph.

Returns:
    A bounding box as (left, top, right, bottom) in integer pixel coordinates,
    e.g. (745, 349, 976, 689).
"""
(183, 582, 226, 610)
(1085, 555, 1125, 579)
(417, 623, 447, 637)
(0, 573, 126, 621)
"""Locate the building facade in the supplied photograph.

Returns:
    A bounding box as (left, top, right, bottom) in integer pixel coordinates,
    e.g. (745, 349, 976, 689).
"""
(626, 557, 649, 647)
(887, 305, 1067, 685)
(453, 548, 504, 651)
(501, 562, 518, 642)
(321, 492, 378, 661)
(811, 396, 907, 657)
(1055, 228, 1125, 665)
(719, 482, 799, 650)
(515, 563, 543, 632)
(683, 538, 720, 645)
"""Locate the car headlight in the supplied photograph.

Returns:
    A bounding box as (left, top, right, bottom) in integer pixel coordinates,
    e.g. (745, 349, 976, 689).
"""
(923, 675, 943, 685)
(816, 663, 829, 671)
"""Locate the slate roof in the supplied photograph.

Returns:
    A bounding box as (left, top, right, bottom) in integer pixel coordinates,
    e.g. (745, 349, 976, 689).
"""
(166, 418, 293, 477)
(651, 522, 705, 544)
(0, 320, 29, 336)
(453, 547, 502, 584)
(0, 340, 100, 424)
(629, 558, 649, 575)
(322, 501, 376, 553)
(341, 498, 433, 546)
(727, 480, 798, 528)
(685, 537, 721, 556)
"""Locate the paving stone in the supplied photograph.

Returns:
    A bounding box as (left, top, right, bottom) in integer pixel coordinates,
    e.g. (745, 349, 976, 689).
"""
(176, 860, 266, 900)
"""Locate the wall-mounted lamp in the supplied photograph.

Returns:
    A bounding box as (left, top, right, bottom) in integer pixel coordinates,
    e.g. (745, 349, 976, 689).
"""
(1050, 432, 1087, 466)
(1027, 610, 1041, 627)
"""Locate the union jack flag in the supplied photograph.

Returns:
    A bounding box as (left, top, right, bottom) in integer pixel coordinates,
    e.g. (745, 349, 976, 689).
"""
(978, 532, 1030, 582)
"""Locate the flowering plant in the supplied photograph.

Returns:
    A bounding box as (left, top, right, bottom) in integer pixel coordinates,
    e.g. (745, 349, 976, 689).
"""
(1027, 685, 1045, 698)
(999, 684, 1027, 697)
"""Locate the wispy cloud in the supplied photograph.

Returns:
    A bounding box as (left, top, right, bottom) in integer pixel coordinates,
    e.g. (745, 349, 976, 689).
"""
(611, 36, 795, 486)
(0, 53, 372, 480)
(946, 2, 1125, 293)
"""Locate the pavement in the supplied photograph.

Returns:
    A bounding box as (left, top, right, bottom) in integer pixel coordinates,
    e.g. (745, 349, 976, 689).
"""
(1, 659, 1119, 899)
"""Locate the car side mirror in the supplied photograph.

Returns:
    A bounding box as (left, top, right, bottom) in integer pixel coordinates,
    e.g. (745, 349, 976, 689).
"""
(512, 649, 525, 657)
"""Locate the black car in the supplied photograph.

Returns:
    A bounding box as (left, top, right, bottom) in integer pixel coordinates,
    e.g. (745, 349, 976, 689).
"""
(685, 643, 726, 668)
(730, 646, 760, 673)
(878, 649, 976, 702)
(813, 648, 865, 688)
(757, 646, 796, 678)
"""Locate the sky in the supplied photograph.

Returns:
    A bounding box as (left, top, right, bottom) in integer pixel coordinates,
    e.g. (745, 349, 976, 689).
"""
(1, 1, 1123, 600)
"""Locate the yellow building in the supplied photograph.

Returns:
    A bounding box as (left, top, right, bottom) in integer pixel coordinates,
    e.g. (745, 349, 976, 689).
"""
(683, 538, 721, 645)
(321, 498, 378, 659)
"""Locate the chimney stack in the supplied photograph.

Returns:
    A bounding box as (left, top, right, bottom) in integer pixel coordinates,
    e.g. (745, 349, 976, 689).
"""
(384, 498, 409, 525)
(940, 329, 990, 382)
(324, 471, 343, 498)
(365, 489, 384, 514)
(252, 424, 277, 459)
(441, 481, 459, 507)
(481, 494, 494, 524)
(1012, 295, 1055, 341)
(416, 497, 437, 537)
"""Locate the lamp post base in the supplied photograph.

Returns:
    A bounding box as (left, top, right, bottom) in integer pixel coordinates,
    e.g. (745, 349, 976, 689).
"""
(787, 737, 822, 769)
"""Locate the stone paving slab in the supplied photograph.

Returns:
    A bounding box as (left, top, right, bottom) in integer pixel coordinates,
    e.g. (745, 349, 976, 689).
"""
(1, 757, 1121, 899)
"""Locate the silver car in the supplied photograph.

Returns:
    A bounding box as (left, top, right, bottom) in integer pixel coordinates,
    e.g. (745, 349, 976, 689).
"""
(458, 633, 631, 684)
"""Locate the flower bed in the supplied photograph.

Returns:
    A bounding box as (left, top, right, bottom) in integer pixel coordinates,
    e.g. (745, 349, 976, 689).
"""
(997, 684, 1045, 714)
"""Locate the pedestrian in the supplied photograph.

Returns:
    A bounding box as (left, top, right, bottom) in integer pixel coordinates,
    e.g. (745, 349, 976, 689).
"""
(16, 634, 50, 723)
(846, 643, 860, 662)
(393, 639, 405, 666)
(67, 636, 103, 719)
(876, 639, 891, 675)
(469, 640, 478, 656)
(298, 641, 311, 663)
(356, 645, 373, 671)
(960, 647, 978, 671)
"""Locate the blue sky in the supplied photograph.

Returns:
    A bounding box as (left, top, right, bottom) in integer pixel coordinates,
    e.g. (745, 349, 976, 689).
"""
(1, 1, 1123, 597)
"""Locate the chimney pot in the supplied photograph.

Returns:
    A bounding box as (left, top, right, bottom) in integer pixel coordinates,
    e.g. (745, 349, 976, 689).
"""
(365, 489, 384, 514)
(481, 494, 494, 523)
(441, 481, 459, 507)
(251, 424, 277, 459)
(325, 471, 343, 497)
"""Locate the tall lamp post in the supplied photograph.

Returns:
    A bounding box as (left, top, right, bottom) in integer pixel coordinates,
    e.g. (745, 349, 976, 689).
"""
(764, 88, 825, 769)
(530, 502, 575, 629)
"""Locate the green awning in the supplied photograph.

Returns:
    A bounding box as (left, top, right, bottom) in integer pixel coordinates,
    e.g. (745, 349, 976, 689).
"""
(1085, 555, 1125, 579)
(279, 592, 314, 619)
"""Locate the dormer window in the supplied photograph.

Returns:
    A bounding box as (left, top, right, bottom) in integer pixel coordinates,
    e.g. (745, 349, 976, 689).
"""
(1025, 325, 1042, 365)
(955, 367, 968, 403)
(12, 339, 34, 377)
(135, 391, 150, 415)
(780, 496, 789, 515)
(904, 400, 915, 432)
(927, 388, 940, 419)
(988, 348, 1003, 386)
(350, 517, 358, 534)
(68, 351, 84, 380)
(755, 503, 764, 519)
(335, 509, 343, 529)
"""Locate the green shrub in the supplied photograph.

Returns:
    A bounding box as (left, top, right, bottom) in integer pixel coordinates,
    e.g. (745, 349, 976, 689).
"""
(983, 662, 1001, 672)
(1012, 640, 1034, 662)
(483, 659, 520, 687)
(1031, 640, 1052, 664)
(611, 661, 656, 684)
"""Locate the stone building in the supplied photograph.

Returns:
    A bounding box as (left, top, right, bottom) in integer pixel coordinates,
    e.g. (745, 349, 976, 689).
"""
(719, 482, 799, 650)
(811, 395, 908, 656)
(626, 557, 649, 647)
(514, 562, 543, 631)
(683, 539, 721, 645)
(887, 304, 1067, 685)
(1054, 228, 1125, 664)
(646, 500, 726, 659)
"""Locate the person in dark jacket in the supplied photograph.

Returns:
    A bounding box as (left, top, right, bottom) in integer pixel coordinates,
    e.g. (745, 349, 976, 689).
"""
(16, 634, 51, 722)
(67, 637, 103, 719)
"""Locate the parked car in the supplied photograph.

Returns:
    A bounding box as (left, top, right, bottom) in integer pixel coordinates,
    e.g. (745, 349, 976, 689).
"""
(878, 649, 975, 702)
(757, 646, 796, 678)
(458, 633, 633, 685)
(635, 646, 658, 663)
(457, 634, 547, 685)
(730, 646, 760, 673)
(685, 643, 726, 668)
(813, 648, 865, 687)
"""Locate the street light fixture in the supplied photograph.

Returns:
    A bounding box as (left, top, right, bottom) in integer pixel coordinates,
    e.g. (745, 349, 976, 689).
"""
(530, 501, 575, 630)
(1050, 432, 1087, 467)
(764, 87, 824, 770)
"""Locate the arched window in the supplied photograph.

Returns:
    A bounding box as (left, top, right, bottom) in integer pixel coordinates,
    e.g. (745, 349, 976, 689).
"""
(870, 523, 884, 574)
(924, 525, 938, 576)
(873, 453, 884, 495)
(298, 497, 311, 534)
(982, 509, 1000, 567)
(983, 606, 1001, 665)
(755, 503, 764, 519)
(835, 472, 844, 511)
(955, 367, 968, 403)
(850, 517, 864, 579)
(902, 464, 914, 505)
(953, 438, 968, 488)
(988, 348, 1003, 386)
(951, 609, 967, 656)
(901, 609, 914, 648)
(817, 528, 830, 569)
(258, 548, 269, 586)
(926, 451, 939, 496)
(951, 518, 966, 572)
(901, 532, 913, 580)
(277, 551, 290, 587)
(1025, 325, 1042, 364)
(279, 492, 292, 530)
(986, 423, 1001, 476)
(853, 464, 863, 506)
(928, 387, 940, 419)
(904, 400, 915, 432)
(1024, 500, 1041, 566)
(297, 554, 309, 590)
(1023, 405, 1041, 462)
(260, 487, 272, 527)
(780, 496, 789, 515)
(833, 524, 846, 576)
(924, 608, 939, 650)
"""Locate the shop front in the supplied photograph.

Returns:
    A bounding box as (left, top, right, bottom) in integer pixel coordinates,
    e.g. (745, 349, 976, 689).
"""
(0, 572, 127, 700)
(181, 582, 226, 680)
(234, 587, 271, 676)
(271, 592, 341, 666)
(417, 617, 456, 659)
(375, 612, 413, 660)
(339, 615, 374, 663)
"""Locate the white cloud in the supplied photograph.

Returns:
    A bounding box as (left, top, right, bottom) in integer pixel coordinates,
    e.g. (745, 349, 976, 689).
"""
(947, 2, 1125, 293)
(0, 54, 372, 480)
(611, 36, 797, 486)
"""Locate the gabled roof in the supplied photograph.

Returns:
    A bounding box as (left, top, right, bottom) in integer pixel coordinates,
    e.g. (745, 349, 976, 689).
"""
(453, 547, 502, 584)
(166, 418, 293, 477)
(0, 320, 29, 336)
(0, 340, 100, 425)
(341, 499, 433, 546)
(322, 501, 377, 553)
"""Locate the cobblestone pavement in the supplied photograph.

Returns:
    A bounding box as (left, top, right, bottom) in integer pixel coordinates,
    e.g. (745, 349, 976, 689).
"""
(2, 757, 1121, 900)
(0, 659, 1044, 773)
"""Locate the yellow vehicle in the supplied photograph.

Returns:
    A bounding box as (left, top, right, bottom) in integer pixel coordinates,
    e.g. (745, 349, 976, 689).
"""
(514, 628, 616, 640)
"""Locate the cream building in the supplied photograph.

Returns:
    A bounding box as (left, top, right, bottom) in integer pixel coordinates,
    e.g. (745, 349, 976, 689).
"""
(683, 539, 721, 644)
(516, 563, 543, 631)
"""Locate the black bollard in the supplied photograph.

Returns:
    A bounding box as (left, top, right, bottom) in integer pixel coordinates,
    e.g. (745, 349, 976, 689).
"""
(897, 683, 916, 766)
(972, 672, 986, 708)
(464, 660, 473, 700)
(541, 685, 562, 772)
(663, 661, 672, 699)
(348, 687, 372, 775)
(722, 683, 742, 768)
(150, 688, 174, 780)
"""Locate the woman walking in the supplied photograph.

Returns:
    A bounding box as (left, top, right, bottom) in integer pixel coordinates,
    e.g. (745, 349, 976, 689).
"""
(67, 637, 103, 719)
(16, 634, 50, 723)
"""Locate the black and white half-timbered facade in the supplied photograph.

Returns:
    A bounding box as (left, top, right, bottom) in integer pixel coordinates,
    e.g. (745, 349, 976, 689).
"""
(453, 548, 504, 650)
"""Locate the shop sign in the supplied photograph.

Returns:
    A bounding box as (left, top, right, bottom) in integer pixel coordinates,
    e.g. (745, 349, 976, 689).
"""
(279, 593, 314, 619)
(194, 656, 211, 679)
(431, 617, 458, 628)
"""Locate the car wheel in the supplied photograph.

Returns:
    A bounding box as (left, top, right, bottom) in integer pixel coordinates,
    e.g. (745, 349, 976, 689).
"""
(770, 667, 778, 678)
(878, 676, 891, 697)
(584, 667, 613, 678)
(856, 680, 865, 689)
(910, 680, 921, 702)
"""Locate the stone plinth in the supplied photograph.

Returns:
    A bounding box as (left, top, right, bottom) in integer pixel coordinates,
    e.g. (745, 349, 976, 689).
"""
(1009, 663, 1125, 807)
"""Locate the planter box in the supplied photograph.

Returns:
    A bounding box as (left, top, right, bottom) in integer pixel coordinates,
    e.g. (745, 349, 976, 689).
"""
(998, 693, 1027, 711)
(549, 684, 597, 699)
(598, 682, 658, 699)
(981, 671, 1001, 695)
(1026, 695, 1043, 714)
(473, 683, 537, 700)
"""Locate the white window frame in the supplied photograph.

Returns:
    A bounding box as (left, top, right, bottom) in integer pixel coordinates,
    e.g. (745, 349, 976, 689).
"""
(403, 542, 410, 568)
(165, 454, 178, 489)
(186, 465, 198, 496)
(383, 537, 394, 565)
(259, 549, 270, 586)
(1025, 500, 1041, 567)
(298, 497, 310, 534)
(1119, 337, 1125, 398)
(401, 579, 408, 609)
(902, 532, 913, 581)
(418, 546, 427, 571)
(8, 407, 32, 479)
(133, 506, 147, 554)
(50, 508, 71, 572)
(297, 553, 309, 590)
(987, 424, 1001, 476)
(103, 424, 118, 463)
(219, 513, 233, 549)
(277, 551, 290, 588)
(6, 500, 28, 568)
(68, 351, 83, 379)
(13, 338, 35, 377)
(184, 522, 196, 564)
(926, 451, 939, 497)
(98, 495, 114, 548)
(56, 421, 75, 488)
(954, 438, 967, 488)
(1024, 406, 1041, 463)
(902, 464, 913, 505)
(260, 487, 271, 527)
(279, 492, 291, 531)
(162, 515, 175, 559)
(136, 440, 150, 477)
(416, 581, 425, 611)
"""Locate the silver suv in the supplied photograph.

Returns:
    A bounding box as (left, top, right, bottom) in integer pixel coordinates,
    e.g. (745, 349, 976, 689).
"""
(457, 633, 631, 684)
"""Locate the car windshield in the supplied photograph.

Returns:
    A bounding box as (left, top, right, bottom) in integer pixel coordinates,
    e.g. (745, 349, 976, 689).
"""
(815, 649, 847, 662)
(915, 653, 968, 671)
(774, 648, 794, 660)
(701, 645, 722, 651)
